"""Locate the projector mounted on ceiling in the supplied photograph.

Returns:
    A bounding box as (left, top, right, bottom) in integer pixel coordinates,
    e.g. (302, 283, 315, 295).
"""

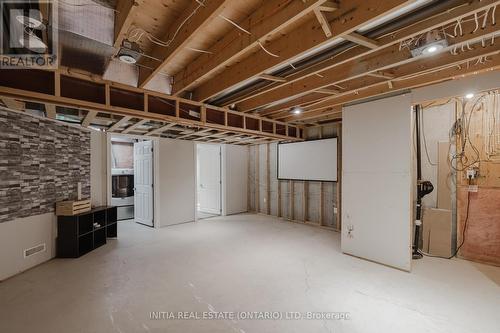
(410, 30, 448, 57)
(118, 40, 143, 64)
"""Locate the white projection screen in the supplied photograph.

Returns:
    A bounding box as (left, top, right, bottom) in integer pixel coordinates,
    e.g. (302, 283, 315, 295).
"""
(278, 138, 337, 181)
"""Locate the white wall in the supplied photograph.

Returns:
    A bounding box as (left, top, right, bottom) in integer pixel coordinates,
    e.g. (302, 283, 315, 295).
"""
(157, 138, 196, 226)
(342, 94, 413, 271)
(0, 213, 56, 281)
(222, 144, 248, 215)
(90, 130, 108, 207)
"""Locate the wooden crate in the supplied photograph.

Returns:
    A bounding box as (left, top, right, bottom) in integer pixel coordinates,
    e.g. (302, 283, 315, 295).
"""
(56, 199, 91, 216)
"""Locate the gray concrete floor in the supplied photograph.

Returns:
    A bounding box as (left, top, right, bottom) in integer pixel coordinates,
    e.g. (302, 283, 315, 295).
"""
(0, 213, 499, 333)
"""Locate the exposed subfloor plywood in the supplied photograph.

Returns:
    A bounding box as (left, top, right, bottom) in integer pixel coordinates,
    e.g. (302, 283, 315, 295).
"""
(0, 214, 499, 333)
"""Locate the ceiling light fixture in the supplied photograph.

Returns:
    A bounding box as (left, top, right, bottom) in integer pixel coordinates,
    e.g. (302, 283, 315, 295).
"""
(290, 106, 303, 115)
(465, 93, 474, 99)
(118, 40, 143, 64)
(410, 30, 448, 57)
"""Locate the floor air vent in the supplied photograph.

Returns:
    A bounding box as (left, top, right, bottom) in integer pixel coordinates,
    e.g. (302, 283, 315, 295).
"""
(24, 243, 46, 258)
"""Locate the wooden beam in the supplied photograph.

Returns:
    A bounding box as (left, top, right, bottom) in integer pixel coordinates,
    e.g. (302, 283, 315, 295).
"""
(45, 104, 56, 119)
(108, 116, 132, 132)
(238, 9, 500, 112)
(138, 0, 229, 88)
(314, 8, 332, 38)
(177, 128, 212, 139)
(259, 74, 287, 83)
(122, 119, 147, 134)
(319, 1, 339, 12)
(114, 0, 141, 49)
(367, 72, 395, 80)
(81, 110, 98, 127)
(0, 67, 301, 142)
(196, 131, 230, 141)
(277, 37, 500, 120)
(288, 54, 500, 122)
(191, 0, 416, 102)
(234, 0, 495, 111)
(342, 32, 380, 49)
(1, 98, 24, 110)
(315, 88, 339, 95)
(146, 123, 175, 136)
(172, 0, 327, 95)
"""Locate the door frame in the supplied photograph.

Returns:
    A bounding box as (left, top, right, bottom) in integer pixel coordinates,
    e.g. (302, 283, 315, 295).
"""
(106, 133, 160, 228)
(195, 143, 223, 221)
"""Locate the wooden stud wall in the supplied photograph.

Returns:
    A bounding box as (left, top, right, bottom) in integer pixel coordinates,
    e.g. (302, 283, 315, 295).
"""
(247, 123, 342, 231)
(0, 68, 302, 142)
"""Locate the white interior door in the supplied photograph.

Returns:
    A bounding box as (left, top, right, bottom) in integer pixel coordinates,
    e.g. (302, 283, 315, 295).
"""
(197, 144, 221, 215)
(342, 94, 413, 271)
(134, 140, 154, 226)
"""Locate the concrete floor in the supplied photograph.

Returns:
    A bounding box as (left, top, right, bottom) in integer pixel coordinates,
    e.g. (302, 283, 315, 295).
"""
(0, 214, 499, 333)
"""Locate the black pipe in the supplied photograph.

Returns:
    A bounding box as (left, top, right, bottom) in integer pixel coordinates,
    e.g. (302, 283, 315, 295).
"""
(209, 0, 465, 107)
(413, 105, 423, 259)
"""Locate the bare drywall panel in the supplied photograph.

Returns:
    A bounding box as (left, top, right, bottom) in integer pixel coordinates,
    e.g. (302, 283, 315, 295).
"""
(222, 144, 248, 215)
(90, 130, 107, 207)
(157, 139, 196, 226)
(342, 94, 413, 271)
(412, 70, 500, 104)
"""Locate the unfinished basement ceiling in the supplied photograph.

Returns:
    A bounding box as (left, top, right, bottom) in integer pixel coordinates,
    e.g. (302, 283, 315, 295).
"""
(1, 0, 499, 136)
(206, 0, 442, 106)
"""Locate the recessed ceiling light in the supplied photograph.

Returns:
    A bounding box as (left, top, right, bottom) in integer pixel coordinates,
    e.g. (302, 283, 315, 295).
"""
(118, 54, 137, 64)
(422, 44, 444, 55)
(410, 30, 448, 57)
(465, 93, 474, 99)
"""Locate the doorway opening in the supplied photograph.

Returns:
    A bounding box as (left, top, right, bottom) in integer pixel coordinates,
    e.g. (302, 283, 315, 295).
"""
(110, 135, 154, 227)
(196, 143, 222, 220)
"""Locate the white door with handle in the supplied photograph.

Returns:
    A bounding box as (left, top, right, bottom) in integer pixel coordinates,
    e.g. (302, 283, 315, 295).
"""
(134, 140, 154, 227)
(197, 144, 221, 215)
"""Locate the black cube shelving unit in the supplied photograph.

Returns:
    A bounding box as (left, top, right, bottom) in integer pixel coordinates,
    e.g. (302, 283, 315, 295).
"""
(56, 206, 117, 258)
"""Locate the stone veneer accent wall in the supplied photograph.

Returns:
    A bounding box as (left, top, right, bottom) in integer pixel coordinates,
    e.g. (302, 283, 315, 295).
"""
(0, 109, 90, 223)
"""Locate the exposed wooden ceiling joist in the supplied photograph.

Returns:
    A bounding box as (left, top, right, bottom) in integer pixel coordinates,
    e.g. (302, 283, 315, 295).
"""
(108, 116, 132, 132)
(146, 123, 176, 136)
(190, 0, 417, 102)
(177, 128, 212, 139)
(122, 119, 148, 134)
(114, 0, 141, 49)
(137, 0, 230, 88)
(259, 74, 288, 83)
(284, 54, 500, 122)
(81, 110, 98, 127)
(171, 0, 328, 95)
(275, 38, 500, 121)
(236, 2, 499, 112)
(341, 32, 380, 49)
(1, 98, 24, 110)
(45, 104, 57, 119)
